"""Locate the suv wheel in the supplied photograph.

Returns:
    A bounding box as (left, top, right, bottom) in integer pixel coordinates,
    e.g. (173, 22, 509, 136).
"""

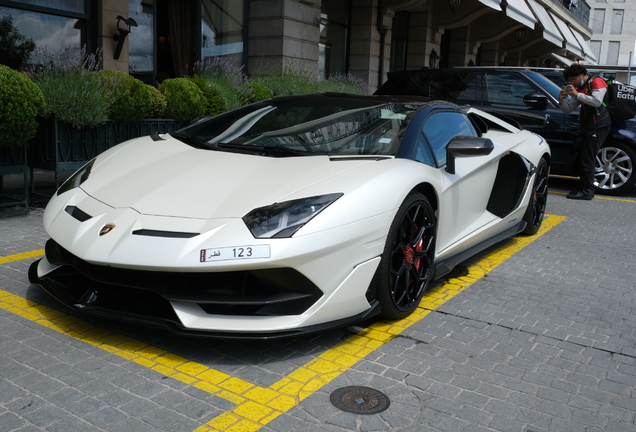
(594, 141, 636, 196)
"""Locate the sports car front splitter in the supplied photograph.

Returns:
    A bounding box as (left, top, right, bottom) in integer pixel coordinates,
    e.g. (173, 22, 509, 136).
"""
(28, 257, 382, 340)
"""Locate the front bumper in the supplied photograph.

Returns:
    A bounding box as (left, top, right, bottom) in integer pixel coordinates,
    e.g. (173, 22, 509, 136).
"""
(29, 240, 380, 339)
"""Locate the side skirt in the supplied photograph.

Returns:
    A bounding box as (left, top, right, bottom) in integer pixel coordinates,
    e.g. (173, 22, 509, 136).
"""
(433, 221, 526, 280)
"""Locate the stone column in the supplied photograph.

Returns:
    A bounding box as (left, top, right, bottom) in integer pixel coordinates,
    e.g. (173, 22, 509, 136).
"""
(247, 0, 322, 78)
(99, 0, 131, 72)
(406, 11, 437, 69)
(349, 0, 393, 92)
(447, 27, 471, 66)
(479, 41, 500, 66)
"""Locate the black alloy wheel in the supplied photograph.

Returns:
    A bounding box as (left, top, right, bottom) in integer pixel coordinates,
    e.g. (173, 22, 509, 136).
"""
(376, 193, 436, 320)
(594, 142, 636, 196)
(522, 158, 549, 236)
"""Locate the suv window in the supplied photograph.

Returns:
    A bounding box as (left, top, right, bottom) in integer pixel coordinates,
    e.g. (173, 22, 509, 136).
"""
(523, 71, 562, 101)
(484, 73, 537, 106)
(376, 72, 432, 96)
(423, 112, 476, 166)
(427, 71, 482, 104)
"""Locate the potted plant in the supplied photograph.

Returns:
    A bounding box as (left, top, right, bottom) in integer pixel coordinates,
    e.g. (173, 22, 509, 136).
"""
(0, 64, 45, 212)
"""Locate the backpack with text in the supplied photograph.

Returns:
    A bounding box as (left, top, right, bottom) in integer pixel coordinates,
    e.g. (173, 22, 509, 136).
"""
(592, 78, 636, 121)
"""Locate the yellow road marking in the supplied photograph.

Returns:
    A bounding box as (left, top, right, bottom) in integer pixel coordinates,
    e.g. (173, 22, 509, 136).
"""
(1, 215, 566, 432)
(194, 214, 567, 431)
(0, 249, 44, 264)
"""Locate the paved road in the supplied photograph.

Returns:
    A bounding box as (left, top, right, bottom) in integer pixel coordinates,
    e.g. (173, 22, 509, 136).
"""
(1, 181, 635, 432)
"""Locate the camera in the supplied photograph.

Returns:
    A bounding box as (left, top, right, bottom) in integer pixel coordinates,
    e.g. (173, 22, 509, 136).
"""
(562, 85, 573, 94)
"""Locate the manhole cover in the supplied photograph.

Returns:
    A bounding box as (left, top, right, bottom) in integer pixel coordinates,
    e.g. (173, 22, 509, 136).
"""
(329, 386, 390, 414)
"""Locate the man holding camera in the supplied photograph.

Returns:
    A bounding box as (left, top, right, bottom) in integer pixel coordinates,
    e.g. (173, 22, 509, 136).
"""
(558, 64, 611, 200)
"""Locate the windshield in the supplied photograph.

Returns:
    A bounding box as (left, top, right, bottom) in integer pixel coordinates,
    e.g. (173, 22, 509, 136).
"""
(172, 96, 420, 157)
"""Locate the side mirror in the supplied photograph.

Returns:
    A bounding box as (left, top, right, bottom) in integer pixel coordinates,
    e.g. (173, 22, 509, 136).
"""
(446, 136, 494, 174)
(523, 92, 548, 109)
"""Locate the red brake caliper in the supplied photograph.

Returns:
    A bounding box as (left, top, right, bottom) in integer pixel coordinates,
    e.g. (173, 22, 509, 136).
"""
(404, 224, 424, 271)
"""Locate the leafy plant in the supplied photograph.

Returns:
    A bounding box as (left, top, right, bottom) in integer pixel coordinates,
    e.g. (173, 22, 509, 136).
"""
(188, 77, 226, 116)
(0, 65, 45, 147)
(238, 82, 273, 105)
(98, 70, 153, 122)
(250, 64, 319, 97)
(251, 64, 369, 97)
(158, 78, 207, 122)
(147, 85, 167, 118)
(0, 16, 36, 70)
(31, 45, 112, 128)
(317, 72, 369, 95)
(194, 56, 246, 110)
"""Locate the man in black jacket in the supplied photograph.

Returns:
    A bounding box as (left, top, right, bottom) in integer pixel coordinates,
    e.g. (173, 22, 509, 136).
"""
(558, 64, 611, 200)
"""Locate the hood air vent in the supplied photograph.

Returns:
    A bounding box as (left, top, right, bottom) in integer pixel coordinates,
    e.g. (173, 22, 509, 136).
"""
(64, 206, 92, 222)
(132, 229, 199, 238)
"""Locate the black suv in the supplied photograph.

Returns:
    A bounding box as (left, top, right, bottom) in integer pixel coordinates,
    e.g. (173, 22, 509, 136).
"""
(375, 67, 636, 195)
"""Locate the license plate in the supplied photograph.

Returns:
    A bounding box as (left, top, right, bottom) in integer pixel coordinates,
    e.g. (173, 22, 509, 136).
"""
(199, 245, 270, 262)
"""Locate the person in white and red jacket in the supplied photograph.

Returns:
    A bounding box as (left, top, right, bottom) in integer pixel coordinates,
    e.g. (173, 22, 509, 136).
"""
(558, 64, 611, 200)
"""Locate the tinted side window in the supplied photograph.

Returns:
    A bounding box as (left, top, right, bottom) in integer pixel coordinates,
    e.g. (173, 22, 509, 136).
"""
(427, 71, 483, 104)
(375, 72, 433, 96)
(423, 112, 476, 167)
(484, 73, 537, 106)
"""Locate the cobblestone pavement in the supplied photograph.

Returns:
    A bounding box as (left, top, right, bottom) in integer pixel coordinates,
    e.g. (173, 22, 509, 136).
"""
(1, 179, 635, 432)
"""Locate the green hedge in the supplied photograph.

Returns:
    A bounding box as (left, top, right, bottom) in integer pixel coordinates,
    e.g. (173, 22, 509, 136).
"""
(158, 78, 207, 122)
(99, 70, 154, 122)
(0, 65, 45, 147)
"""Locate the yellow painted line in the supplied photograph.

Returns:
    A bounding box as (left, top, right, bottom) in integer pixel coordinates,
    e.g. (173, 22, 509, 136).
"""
(550, 190, 636, 203)
(194, 214, 567, 432)
(0, 249, 45, 265)
(1, 215, 566, 432)
(0, 288, 278, 407)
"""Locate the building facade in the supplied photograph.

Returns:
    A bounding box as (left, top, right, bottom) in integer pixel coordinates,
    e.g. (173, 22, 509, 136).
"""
(588, 0, 635, 84)
(1, 0, 598, 91)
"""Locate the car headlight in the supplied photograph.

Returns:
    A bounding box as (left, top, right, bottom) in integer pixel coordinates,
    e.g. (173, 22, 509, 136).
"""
(243, 193, 343, 238)
(57, 159, 95, 196)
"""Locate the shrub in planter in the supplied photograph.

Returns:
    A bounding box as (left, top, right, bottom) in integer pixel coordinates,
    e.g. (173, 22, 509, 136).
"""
(316, 72, 369, 95)
(239, 82, 273, 105)
(0, 64, 45, 147)
(99, 70, 153, 122)
(194, 56, 245, 110)
(188, 77, 226, 116)
(147, 85, 167, 118)
(158, 78, 206, 122)
(31, 46, 111, 128)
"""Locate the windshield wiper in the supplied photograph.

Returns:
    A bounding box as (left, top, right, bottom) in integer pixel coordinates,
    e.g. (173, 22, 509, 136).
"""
(216, 143, 307, 156)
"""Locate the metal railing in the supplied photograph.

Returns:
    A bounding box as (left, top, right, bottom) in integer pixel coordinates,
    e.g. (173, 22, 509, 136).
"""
(553, 0, 591, 26)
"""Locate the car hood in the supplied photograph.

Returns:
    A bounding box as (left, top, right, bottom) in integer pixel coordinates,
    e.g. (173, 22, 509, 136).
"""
(81, 135, 379, 219)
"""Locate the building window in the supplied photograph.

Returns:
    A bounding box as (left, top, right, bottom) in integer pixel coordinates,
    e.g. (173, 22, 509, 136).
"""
(590, 40, 601, 62)
(0, 1, 90, 57)
(201, 0, 244, 64)
(18, 0, 84, 13)
(591, 8, 605, 33)
(319, 0, 350, 80)
(610, 9, 623, 35)
(607, 41, 619, 65)
(128, 0, 154, 81)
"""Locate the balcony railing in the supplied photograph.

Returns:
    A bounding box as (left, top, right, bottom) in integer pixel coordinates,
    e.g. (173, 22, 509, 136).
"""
(554, 0, 591, 26)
